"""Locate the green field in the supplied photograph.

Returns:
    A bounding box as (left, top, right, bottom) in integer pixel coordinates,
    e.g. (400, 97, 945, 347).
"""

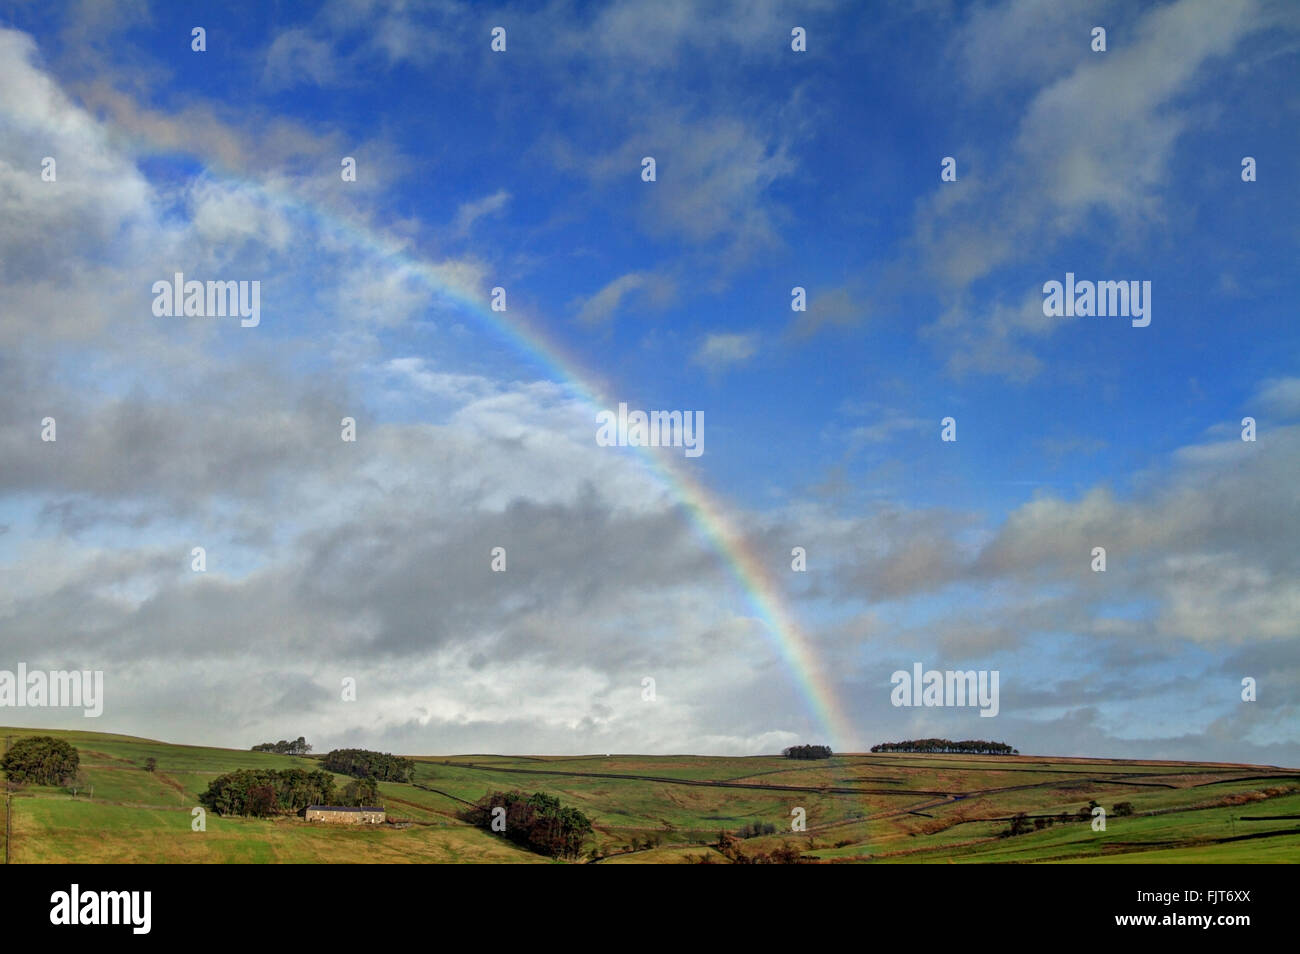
(3, 726, 1297, 863)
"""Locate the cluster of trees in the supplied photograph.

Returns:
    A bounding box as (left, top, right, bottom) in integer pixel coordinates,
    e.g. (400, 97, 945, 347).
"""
(1, 736, 80, 786)
(623, 833, 664, 852)
(870, 739, 1019, 755)
(322, 749, 414, 783)
(464, 791, 593, 859)
(251, 737, 312, 755)
(1073, 799, 1102, 824)
(339, 778, 381, 807)
(735, 821, 778, 838)
(999, 800, 1136, 838)
(200, 768, 341, 817)
(1002, 812, 1034, 837)
(588, 828, 678, 859)
(782, 744, 833, 759)
(709, 832, 803, 864)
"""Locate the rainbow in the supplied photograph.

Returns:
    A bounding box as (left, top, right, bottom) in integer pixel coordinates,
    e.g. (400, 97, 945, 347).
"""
(395, 249, 859, 753)
(155, 161, 859, 752)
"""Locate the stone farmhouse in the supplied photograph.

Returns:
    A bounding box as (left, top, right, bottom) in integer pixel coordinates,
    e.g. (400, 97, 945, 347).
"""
(302, 805, 386, 825)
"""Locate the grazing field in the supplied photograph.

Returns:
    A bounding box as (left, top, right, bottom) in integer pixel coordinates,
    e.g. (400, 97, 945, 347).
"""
(2, 726, 1297, 863)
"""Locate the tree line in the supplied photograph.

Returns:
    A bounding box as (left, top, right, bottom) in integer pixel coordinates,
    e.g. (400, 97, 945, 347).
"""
(1000, 800, 1134, 837)
(463, 790, 593, 860)
(251, 736, 312, 755)
(782, 744, 833, 759)
(697, 831, 803, 864)
(199, 768, 382, 816)
(871, 739, 1019, 755)
(322, 748, 415, 782)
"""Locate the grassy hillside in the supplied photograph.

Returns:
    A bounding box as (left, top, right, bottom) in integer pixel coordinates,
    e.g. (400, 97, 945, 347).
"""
(3, 726, 1297, 863)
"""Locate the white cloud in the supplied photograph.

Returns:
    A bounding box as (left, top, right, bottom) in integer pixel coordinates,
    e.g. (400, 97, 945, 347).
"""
(787, 285, 867, 340)
(264, 27, 337, 88)
(189, 178, 294, 252)
(453, 189, 511, 234)
(912, 0, 1273, 377)
(577, 272, 644, 326)
(693, 331, 759, 369)
(1255, 377, 1300, 419)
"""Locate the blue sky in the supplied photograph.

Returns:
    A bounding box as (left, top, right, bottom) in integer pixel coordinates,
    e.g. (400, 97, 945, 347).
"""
(0, 0, 1297, 761)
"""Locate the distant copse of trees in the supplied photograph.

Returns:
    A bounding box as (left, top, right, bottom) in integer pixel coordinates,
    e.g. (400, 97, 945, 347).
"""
(322, 749, 414, 783)
(782, 744, 833, 759)
(251, 737, 312, 755)
(2, 736, 80, 786)
(464, 790, 593, 859)
(871, 739, 1019, 755)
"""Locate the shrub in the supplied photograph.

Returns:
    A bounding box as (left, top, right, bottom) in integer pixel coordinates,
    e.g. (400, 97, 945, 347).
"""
(464, 790, 593, 860)
(1, 736, 80, 786)
(999, 812, 1032, 838)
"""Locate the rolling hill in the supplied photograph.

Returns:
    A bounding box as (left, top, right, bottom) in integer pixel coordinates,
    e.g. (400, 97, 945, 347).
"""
(3, 726, 1297, 863)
